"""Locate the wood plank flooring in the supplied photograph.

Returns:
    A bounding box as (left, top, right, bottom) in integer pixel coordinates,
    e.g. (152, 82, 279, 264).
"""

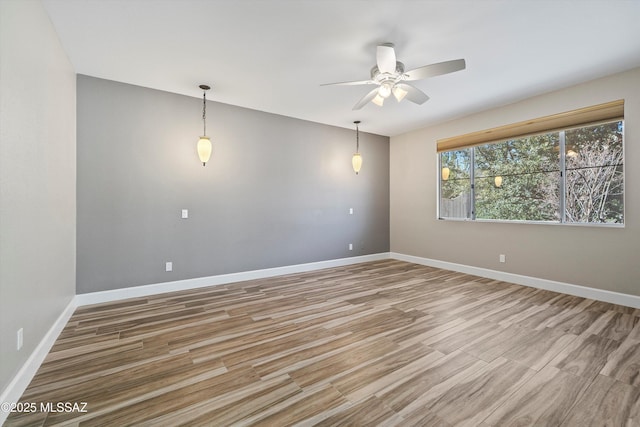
(6, 260, 640, 426)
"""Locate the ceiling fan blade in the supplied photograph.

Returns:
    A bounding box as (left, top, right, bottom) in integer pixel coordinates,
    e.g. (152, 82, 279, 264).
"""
(353, 87, 380, 110)
(320, 79, 375, 86)
(404, 58, 466, 81)
(376, 43, 396, 74)
(395, 83, 430, 105)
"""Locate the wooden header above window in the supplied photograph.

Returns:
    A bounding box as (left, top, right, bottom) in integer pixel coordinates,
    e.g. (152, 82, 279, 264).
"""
(436, 99, 624, 153)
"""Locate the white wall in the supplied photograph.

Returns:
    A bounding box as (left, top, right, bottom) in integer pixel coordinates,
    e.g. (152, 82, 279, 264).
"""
(391, 67, 640, 297)
(0, 0, 76, 396)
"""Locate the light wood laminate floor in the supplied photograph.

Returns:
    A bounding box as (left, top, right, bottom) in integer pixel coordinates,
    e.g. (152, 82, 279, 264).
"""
(6, 260, 640, 426)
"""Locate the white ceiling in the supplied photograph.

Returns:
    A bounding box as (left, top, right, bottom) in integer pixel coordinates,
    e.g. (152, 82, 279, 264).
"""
(42, 0, 640, 137)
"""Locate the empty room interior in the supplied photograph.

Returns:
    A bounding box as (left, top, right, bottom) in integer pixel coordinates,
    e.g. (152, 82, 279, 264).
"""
(3, 0, 640, 425)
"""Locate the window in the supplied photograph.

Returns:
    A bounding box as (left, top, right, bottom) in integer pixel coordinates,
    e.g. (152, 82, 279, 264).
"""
(564, 121, 624, 223)
(474, 132, 560, 221)
(440, 149, 471, 219)
(437, 101, 624, 225)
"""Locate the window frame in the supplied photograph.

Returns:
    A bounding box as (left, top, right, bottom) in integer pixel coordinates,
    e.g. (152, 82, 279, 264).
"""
(437, 109, 625, 227)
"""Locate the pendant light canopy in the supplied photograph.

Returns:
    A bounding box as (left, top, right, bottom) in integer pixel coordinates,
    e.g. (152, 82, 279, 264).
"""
(197, 84, 212, 166)
(352, 121, 362, 174)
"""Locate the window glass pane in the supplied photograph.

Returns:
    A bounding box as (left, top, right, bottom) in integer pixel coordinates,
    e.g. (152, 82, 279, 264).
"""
(440, 149, 471, 219)
(474, 133, 560, 221)
(565, 121, 624, 224)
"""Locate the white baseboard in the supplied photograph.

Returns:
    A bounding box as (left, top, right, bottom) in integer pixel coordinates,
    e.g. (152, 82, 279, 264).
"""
(0, 297, 77, 425)
(76, 253, 392, 306)
(390, 252, 640, 309)
(74, 250, 640, 309)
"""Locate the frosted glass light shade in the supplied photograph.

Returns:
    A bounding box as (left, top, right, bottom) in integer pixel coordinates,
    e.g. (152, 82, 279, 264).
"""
(352, 152, 362, 174)
(441, 167, 450, 181)
(494, 175, 503, 187)
(378, 83, 392, 99)
(197, 136, 212, 166)
(372, 94, 385, 107)
(392, 85, 408, 102)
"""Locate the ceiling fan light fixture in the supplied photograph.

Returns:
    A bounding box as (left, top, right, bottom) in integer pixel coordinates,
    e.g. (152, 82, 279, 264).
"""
(392, 85, 408, 102)
(372, 94, 385, 107)
(378, 82, 392, 99)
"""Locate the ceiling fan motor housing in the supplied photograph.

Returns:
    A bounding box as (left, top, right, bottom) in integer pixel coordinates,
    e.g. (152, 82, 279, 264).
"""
(370, 62, 406, 82)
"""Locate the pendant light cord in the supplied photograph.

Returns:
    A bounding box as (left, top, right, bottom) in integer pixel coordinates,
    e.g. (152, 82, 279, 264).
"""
(202, 91, 207, 136)
(355, 121, 360, 152)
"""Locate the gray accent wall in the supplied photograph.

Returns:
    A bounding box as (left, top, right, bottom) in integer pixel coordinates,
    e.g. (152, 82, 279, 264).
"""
(391, 67, 640, 297)
(0, 1, 76, 394)
(77, 76, 390, 294)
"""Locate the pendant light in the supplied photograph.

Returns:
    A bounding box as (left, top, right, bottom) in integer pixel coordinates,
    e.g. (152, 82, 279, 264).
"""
(197, 84, 212, 166)
(352, 120, 363, 174)
(441, 167, 450, 181)
(441, 151, 451, 181)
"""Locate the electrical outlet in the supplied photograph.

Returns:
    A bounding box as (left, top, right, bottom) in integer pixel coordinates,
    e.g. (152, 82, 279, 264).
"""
(17, 328, 23, 351)
(165, 261, 173, 272)
(499, 254, 506, 263)
(349, 208, 353, 215)
(349, 243, 353, 251)
(181, 209, 189, 219)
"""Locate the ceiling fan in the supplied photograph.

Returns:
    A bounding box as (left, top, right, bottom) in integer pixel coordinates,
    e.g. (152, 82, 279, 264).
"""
(322, 43, 466, 110)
